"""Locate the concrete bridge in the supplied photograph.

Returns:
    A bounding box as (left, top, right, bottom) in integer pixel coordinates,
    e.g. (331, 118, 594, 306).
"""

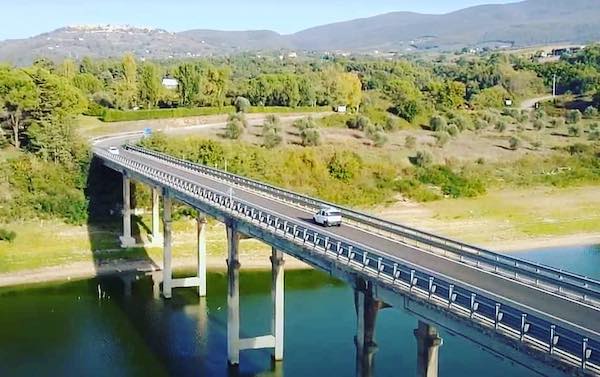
(94, 143, 600, 377)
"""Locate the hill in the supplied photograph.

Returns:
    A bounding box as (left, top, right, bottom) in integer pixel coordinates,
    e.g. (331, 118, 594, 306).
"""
(1, 0, 599, 64)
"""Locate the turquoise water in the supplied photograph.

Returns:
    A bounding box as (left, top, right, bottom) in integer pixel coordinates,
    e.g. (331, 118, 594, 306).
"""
(0, 245, 598, 377)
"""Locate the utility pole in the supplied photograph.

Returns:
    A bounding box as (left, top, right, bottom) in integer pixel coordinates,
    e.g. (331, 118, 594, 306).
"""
(552, 74, 557, 98)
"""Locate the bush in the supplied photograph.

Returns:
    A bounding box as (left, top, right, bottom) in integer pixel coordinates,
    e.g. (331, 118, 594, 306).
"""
(589, 129, 600, 141)
(509, 136, 521, 150)
(417, 165, 486, 198)
(405, 135, 417, 149)
(383, 115, 402, 131)
(300, 128, 321, 146)
(262, 114, 281, 134)
(532, 109, 546, 120)
(533, 119, 546, 131)
(551, 117, 565, 128)
(495, 121, 507, 133)
(568, 124, 582, 137)
(566, 110, 582, 125)
(584, 106, 598, 119)
(225, 119, 244, 139)
(0, 228, 16, 243)
(413, 151, 433, 167)
(328, 152, 362, 181)
(452, 115, 471, 131)
(234, 96, 251, 113)
(435, 131, 450, 148)
(474, 119, 488, 131)
(229, 112, 249, 128)
(347, 115, 371, 130)
(263, 130, 283, 149)
(429, 116, 447, 132)
(100, 106, 236, 122)
(447, 124, 459, 136)
(294, 117, 317, 131)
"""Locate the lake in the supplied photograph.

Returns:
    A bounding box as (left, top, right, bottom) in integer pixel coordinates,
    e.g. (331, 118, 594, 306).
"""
(1, 244, 598, 376)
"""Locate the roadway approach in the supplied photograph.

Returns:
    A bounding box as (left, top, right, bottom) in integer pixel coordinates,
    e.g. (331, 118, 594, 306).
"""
(94, 140, 600, 377)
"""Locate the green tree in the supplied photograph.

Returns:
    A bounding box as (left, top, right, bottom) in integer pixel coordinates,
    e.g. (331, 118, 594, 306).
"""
(429, 115, 447, 132)
(384, 79, 424, 122)
(72, 73, 103, 96)
(0, 68, 39, 149)
(57, 59, 77, 80)
(566, 110, 582, 124)
(138, 62, 162, 109)
(234, 96, 251, 113)
(174, 63, 202, 107)
(471, 86, 510, 109)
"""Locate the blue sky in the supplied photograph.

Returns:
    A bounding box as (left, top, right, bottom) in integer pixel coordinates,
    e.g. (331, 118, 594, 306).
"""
(1, 0, 520, 40)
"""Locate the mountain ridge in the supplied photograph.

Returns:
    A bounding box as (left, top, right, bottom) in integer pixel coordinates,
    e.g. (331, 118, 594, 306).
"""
(1, 0, 599, 64)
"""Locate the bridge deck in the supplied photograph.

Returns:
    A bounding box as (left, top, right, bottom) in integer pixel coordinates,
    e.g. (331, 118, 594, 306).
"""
(121, 148, 600, 335)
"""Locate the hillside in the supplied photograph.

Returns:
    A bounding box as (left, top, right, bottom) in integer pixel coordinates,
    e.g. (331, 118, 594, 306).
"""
(1, 0, 600, 64)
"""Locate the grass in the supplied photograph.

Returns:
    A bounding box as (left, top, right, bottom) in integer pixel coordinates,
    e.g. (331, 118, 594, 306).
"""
(0, 216, 270, 274)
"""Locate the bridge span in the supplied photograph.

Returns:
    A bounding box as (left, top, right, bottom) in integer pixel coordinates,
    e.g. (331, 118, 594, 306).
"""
(94, 143, 600, 376)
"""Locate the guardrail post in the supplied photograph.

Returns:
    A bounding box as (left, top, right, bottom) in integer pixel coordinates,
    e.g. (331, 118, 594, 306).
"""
(470, 294, 478, 319)
(520, 314, 528, 341)
(448, 285, 455, 308)
(428, 277, 436, 299)
(494, 304, 503, 330)
(410, 270, 416, 292)
(549, 325, 557, 355)
(582, 338, 590, 369)
(392, 263, 399, 283)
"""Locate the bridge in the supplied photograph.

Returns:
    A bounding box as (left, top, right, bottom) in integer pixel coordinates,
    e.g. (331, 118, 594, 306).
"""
(93, 143, 600, 377)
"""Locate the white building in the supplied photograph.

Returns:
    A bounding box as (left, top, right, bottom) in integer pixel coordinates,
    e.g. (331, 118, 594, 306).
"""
(162, 78, 178, 90)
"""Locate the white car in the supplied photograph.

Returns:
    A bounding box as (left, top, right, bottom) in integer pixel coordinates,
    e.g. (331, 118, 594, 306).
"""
(313, 207, 343, 227)
(108, 146, 120, 155)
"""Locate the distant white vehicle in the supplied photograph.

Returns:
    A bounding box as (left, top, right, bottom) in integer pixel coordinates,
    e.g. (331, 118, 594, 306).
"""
(108, 146, 120, 155)
(313, 207, 343, 227)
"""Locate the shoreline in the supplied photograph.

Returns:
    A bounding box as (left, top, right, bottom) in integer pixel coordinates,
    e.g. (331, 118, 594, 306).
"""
(1, 233, 598, 288)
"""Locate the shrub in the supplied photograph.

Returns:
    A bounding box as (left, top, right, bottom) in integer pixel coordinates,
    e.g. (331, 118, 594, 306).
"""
(234, 96, 251, 113)
(100, 106, 236, 122)
(347, 115, 371, 130)
(495, 121, 507, 133)
(383, 115, 402, 132)
(328, 152, 362, 181)
(417, 165, 486, 198)
(589, 129, 600, 141)
(294, 117, 317, 131)
(531, 140, 542, 150)
(225, 119, 244, 139)
(228, 112, 249, 128)
(262, 114, 281, 135)
(567, 143, 592, 155)
(447, 124, 459, 137)
(566, 110, 582, 124)
(0, 228, 16, 243)
(509, 136, 521, 150)
(300, 128, 321, 146)
(533, 119, 546, 131)
(372, 132, 388, 147)
(551, 117, 565, 128)
(474, 119, 488, 131)
(405, 135, 417, 149)
(532, 109, 546, 120)
(429, 115, 447, 132)
(452, 115, 471, 131)
(413, 151, 433, 167)
(263, 130, 283, 149)
(568, 124, 582, 137)
(435, 131, 450, 148)
(584, 106, 598, 119)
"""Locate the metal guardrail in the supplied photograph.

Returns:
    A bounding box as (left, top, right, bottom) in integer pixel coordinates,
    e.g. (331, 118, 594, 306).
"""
(97, 148, 600, 374)
(123, 145, 600, 308)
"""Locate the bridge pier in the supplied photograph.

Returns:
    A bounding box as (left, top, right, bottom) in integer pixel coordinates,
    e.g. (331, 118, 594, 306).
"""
(149, 187, 163, 246)
(226, 224, 286, 367)
(414, 321, 443, 377)
(355, 280, 383, 377)
(162, 193, 173, 299)
(119, 175, 136, 248)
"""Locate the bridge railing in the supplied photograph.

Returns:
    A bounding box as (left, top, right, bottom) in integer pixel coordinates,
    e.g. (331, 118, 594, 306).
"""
(98, 149, 599, 374)
(122, 145, 600, 308)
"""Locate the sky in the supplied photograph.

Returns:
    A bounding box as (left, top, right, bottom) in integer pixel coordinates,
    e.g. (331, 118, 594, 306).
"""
(1, 0, 521, 40)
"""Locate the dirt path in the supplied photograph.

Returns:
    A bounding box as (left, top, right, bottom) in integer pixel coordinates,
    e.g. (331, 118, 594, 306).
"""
(520, 95, 555, 110)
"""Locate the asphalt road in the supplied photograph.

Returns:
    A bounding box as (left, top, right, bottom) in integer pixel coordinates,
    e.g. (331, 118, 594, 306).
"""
(111, 146, 600, 336)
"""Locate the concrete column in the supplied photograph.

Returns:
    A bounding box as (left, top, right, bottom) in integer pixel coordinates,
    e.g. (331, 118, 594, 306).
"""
(150, 187, 163, 245)
(227, 223, 241, 366)
(271, 247, 285, 361)
(414, 321, 443, 377)
(162, 194, 173, 299)
(119, 175, 136, 248)
(197, 217, 207, 297)
(354, 281, 382, 377)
